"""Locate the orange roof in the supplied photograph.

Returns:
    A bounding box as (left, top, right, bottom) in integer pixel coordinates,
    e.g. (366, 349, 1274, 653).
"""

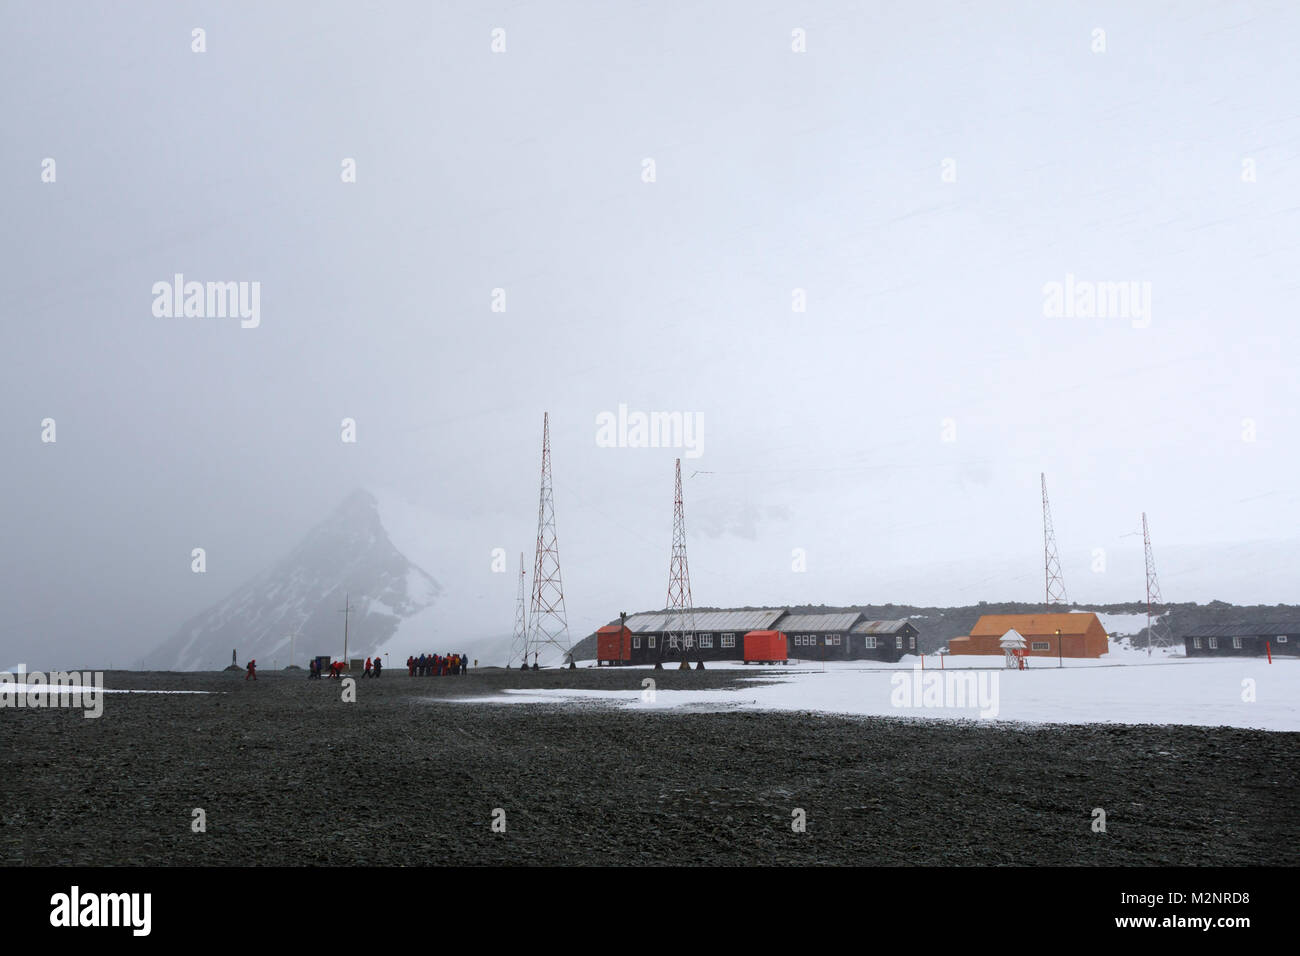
(969, 613, 1101, 638)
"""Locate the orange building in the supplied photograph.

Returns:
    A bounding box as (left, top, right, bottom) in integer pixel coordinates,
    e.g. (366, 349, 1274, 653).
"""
(947, 613, 1109, 658)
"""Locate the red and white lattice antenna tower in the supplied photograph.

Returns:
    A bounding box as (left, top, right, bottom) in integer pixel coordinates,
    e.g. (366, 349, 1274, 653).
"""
(509, 552, 528, 669)
(1042, 473, 1069, 606)
(526, 413, 571, 666)
(665, 458, 697, 669)
(1142, 512, 1172, 652)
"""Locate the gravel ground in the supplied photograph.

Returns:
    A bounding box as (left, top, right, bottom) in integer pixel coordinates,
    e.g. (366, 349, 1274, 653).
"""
(2, 668, 1295, 866)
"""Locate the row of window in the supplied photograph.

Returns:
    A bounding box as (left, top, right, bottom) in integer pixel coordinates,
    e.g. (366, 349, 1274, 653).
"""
(794, 634, 841, 646)
(1191, 635, 1290, 649)
(796, 634, 919, 650)
(865, 635, 916, 650)
(636, 633, 738, 650)
(628, 632, 921, 651)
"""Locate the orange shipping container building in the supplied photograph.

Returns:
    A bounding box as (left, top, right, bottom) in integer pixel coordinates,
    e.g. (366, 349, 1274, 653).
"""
(948, 613, 1109, 658)
(743, 630, 788, 663)
(595, 624, 633, 665)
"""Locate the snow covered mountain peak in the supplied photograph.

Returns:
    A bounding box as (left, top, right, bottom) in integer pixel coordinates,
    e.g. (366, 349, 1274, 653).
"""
(149, 488, 441, 670)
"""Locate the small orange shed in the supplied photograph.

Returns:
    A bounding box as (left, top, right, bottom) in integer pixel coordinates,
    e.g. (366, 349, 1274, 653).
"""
(743, 630, 788, 664)
(596, 624, 633, 665)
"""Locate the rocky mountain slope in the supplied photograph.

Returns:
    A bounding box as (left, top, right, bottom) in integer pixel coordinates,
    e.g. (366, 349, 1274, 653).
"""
(149, 489, 440, 670)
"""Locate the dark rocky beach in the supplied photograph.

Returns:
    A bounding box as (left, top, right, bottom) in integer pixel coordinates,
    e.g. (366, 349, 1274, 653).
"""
(2, 668, 1295, 866)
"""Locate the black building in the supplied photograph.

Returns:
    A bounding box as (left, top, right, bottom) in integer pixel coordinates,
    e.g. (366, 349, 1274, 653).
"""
(1182, 623, 1300, 658)
(850, 619, 919, 662)
(779, 612, 866, 661)
(622, 608, 787, 664)
(605, 608, 921, 664)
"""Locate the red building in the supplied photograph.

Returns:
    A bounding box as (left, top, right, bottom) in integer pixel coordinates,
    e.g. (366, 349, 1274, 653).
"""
(742, 630, 788, 664)
(595, 624, 633, 665)
(947, 613, 1109, 658)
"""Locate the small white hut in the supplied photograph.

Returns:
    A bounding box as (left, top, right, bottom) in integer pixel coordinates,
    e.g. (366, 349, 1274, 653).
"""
(998, 628, 1027, 669)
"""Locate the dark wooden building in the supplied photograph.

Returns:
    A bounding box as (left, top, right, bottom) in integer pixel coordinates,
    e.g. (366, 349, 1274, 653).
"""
(595, 608, 922, 664)
(621, 608, 787, 664)
(849, 619, 919, 662)
(779, 612, 865, 661)
(1182, 623, 1300, 658)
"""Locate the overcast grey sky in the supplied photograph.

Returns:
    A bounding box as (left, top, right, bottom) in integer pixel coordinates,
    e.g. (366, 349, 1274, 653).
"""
(2, 1, 1297, 668)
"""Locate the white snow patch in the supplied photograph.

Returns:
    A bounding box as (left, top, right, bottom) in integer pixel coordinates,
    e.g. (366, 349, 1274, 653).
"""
(1085, 611, 1155, 637)
(449, 657, 1299, 730)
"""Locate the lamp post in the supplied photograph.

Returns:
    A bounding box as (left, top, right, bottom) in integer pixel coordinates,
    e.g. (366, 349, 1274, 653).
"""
(1057, 628, 1063, 668)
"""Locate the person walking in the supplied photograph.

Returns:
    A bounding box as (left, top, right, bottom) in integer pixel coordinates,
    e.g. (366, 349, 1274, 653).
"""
(373, 656, 382, 678)
(245, 659, 257, 681)
(363, 657, 373, 678)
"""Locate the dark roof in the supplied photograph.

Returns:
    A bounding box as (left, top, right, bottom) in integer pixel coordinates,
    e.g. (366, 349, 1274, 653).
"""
(850, 619, 913, 634)
(1181, 623, 1300, 638)
(624, 608, 786, 633)
(778, 612, 863, 633)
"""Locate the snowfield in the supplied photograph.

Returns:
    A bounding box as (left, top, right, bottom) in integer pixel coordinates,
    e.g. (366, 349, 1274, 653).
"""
(451, 652, 1299, 731)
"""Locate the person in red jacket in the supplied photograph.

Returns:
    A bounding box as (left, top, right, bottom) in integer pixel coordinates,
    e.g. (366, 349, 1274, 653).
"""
(245, 659, 257, 681)
(363, 657, 373, 678)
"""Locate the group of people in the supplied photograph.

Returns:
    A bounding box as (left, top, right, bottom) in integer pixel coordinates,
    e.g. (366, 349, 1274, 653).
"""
(406, 652, 468, 676)
(297, 654, 472, 679)
(307, 658, 352, 679)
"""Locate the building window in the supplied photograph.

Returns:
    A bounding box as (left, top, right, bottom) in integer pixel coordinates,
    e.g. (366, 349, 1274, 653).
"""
(668, 635, 679, 649)
(1031, 641, 1050, 651)
(909, 636, 916, 649)
(1232, 636, 1242, 649)
(830, 634, 841, 646)
(1209, 637, 1218, 649)
(864, 637, 876, 649)
(648, 636, 656, 649)
(1193, 637, 1202, 649)
(698, 633, 713, 648)
(1278, 635, 1289, 643)
(721, 633, 736, 648)
(896, 636, 904, 649)
(632, 637, 641, 649)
